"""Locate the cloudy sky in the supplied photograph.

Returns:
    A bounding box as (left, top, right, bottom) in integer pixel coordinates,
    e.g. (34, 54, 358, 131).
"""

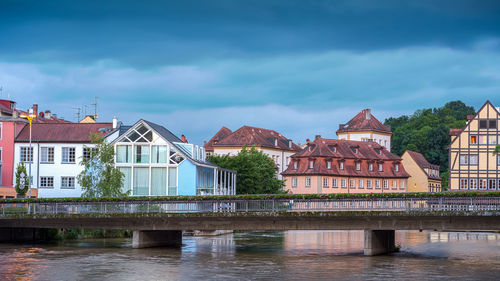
(1, 0, 499, 145)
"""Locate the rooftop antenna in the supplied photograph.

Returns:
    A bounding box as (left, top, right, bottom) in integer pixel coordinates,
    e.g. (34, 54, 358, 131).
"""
(91, 96, 98, 121)
(83, 104, 89, 116)
(72, 107, 81, 121)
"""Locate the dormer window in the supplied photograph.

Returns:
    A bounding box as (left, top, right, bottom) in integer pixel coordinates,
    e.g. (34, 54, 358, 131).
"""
(340, 161, 344, 170)
(369, 163, 373, 171)
(327, 161, 332, 169)
(293, 161, 298, 170)
(309, 160, 314, 169)
(378, 163, 383, 172)
(328, 145, 337, 153)
(375, 148, 382, 155)
(395, 164, 399, 172)
(356, 162, 361, 171)
(352, 148, 358, 154)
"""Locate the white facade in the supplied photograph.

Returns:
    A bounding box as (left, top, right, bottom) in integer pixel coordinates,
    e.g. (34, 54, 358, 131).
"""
(213, 147, 295, 180)
(13, 142, 96, 198)
(337, 132, 392, 151)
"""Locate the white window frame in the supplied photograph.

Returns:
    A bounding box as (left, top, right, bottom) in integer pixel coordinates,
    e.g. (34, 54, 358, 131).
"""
(40, 147, 55, 163)
(62, 147, 76, 164)
(61, 176, 76, 189)
(340, 162, 344, 170)
(383, 180, 388, 189)
(367, 180, 372, 189)
(323, 177, 329, 188)
(327, 161, 331, 169)
(378, 163, 383, 172)
(39, 176, 54, 188)
(305, 177, 311, 187)
(341, 178, 346, 188)
(332, 178, 338, 188)
(292, 177, 297, 188)
(356, 162, 360, 171)
(358, 179, 364, 189)
(20, 147, 34, 163)
(309, 160, 314, 169)
(349, 179, 355, 188)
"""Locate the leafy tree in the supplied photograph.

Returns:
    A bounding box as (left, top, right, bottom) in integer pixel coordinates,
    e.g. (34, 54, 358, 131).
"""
(494, 145, 500, 156)
(77, 134, 127, 198)
(14, 162, 29, 196)
(208, 146, 285, 194)
(385, 100, 475, 189)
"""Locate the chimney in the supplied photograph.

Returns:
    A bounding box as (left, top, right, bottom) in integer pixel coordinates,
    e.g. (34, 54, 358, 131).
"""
(32, 104, 38, 115)
(365, 109, 371, 120)
(112, 116, 118, 129)
(315, 135, 321, 140)
(44, 110, 51, 119)
(181, 134, 188, 143)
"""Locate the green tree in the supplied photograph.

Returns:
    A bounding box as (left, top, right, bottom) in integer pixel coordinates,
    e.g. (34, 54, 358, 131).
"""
(494, 145, 500, 156)
(209, 146, 285, 194)
(77, 134, 127, 198)
(14, 162, 29, 196)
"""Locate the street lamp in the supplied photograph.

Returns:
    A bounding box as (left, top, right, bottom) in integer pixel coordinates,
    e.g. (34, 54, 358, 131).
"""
(19, 108, 37, 198)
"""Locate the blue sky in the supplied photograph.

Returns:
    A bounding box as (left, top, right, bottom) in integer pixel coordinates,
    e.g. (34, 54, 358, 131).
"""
(1, 0, 500, 145)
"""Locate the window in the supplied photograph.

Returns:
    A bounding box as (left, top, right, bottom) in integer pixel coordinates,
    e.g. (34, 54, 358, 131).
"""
(498, 155, 500, 166)
(61, 177, 75, 189)
(395, 164, 399, 172)
(479, 119, 497, 129)
(400, 180, 406, 190)
(489, 120, 497, 129)
(460, 179, 468, 189)
(327, 161, 332, 169)
(293, 161, 298, 170)
(479, 179, 487, 190)
(332, 178, 338, 188)
(367, 180, 372, 189)
(352, 148, 358, 154)
(39, 177, 54, 188)
(460, 155, 478, 165)
(479, 120, 487, 129)
(369, 163, 373, 171)
(309, 160, 314, 169)
(305, 177, 311, 187)
(340, 162, 344, 170)
(470, 135, 477, 144)
(349, 179, 355, 188)
(359, 179, 364, 189)
(83, 147, 97, 160)
(116, 145, 132, 163)
(488, 179, 496, 190)
(489, 136, 497, 145)
(134, 145, 150, 164)
(470, 179, 477, 190)
(40, 147, 54, 163)
(152, 145, 168, 163)
(383, 180, 388, 189)
(62, 147, 76, 163)
(375, 180, 381, 189)
(392, 180, 397, 189)
(470, 155, 478, 165)
(378, 163, 383, 172)
(20, 147, 33, 163)
(479, 136, 487, 144)
(356, 162, 360, 171)
(292, 177, 297, 187)
(341, 178, 347, 188)
(323, 177, 329, 188)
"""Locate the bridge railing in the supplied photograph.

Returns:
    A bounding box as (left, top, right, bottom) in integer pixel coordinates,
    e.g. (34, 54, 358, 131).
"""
(1, 197, 499, 216)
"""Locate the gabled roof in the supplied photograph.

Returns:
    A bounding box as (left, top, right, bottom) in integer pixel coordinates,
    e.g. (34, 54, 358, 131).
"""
(337, 109, 392, 135)
(449, 100, 495, 148)
(213, 125, 301, 151)
(15, 123, 113, 143)
(204, 126, 232, 152)
(404, 150, 441, 180)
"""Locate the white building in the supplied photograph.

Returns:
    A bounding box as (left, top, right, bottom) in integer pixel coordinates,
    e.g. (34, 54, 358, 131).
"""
(13, 122, 116, 198)
(336, 109, 392, 151)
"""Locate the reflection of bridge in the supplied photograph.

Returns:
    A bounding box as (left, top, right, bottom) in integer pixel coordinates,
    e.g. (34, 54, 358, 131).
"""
(1, 196, 499, 255)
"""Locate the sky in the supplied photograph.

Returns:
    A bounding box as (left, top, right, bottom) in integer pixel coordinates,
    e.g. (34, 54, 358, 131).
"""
(1, 0, 500, 145)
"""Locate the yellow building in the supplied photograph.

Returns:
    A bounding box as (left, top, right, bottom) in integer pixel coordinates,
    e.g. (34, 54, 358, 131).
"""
(449, 101, 499, 191)
(401, 150, 441, 192)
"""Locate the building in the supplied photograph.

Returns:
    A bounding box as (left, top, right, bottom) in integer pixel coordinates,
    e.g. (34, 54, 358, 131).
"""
(337, 109, 392, 151)
(110, 120, 236, 196)
(207, 126, 301, 179)
(449, 101, 500, 191)
(203, 126, 232, 157)
(14, 122, 115, 198)
(401, 150, 441, 192)
(281, 136, 409, 194)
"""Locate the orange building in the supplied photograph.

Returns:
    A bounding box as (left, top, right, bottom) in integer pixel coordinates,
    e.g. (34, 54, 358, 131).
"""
(282, 136, 409, 194)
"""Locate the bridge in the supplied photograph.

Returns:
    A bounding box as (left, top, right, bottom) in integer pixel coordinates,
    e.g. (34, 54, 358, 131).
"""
(1, 196, 499, 255)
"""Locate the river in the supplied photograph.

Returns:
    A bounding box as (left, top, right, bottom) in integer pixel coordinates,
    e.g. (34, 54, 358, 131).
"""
(0, 230, 499, 280)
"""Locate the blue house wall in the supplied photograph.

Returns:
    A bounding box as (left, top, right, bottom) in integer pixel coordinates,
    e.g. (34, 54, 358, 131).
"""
(178, 160, 197, 196)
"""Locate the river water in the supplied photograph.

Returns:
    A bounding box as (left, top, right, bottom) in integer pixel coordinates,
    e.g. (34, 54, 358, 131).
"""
(0, 230, 499, 280)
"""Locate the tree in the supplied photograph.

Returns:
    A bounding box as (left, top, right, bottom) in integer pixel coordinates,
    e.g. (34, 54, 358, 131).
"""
(209, 146, 285, 194)
(14, 162, 29, 196)
(77, 134, 128, 198)
(494, 145, 500, 156)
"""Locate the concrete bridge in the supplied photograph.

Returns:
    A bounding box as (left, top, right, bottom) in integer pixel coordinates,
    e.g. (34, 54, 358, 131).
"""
(1, 196, 499, 255)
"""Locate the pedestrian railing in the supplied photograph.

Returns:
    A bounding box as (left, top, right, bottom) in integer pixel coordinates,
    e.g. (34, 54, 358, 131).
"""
(1, 197, 499, 216)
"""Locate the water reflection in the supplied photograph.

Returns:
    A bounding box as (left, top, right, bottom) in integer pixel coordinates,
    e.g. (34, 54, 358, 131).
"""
(0, 231, 499, 280)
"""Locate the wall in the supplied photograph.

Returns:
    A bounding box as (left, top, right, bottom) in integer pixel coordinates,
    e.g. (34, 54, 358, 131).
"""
(178, 158, 197, 196)
(0, 121, 25, 188)
(337, 131, 392, 151)
(401, 152, 429, 192)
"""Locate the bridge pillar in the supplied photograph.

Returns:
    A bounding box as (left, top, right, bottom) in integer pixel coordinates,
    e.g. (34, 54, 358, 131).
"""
(132, 230, 182, 249)
(364, 230, 395, 256)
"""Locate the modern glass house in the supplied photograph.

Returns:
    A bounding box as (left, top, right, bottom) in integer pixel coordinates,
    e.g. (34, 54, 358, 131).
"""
(109, 120, 236, 196)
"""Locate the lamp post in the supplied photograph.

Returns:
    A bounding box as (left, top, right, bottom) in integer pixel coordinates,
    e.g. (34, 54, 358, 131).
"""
(19, 109, 37, 198)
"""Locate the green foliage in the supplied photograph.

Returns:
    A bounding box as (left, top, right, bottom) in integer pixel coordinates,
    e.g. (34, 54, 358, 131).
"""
(77, 134, 128, 198)
(208, 146, 285, 194)
(14, 162, 29, 196)
(385, 100, 475, 175)
(493, 145, 500, 156)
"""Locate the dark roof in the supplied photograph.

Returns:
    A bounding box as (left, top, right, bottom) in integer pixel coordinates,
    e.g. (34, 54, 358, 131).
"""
(15, 123, 113, 143)
(449, 128, 463, 136)
(213, 125, 301, 151)
(204, 127, 232, 152)
(337, 109, 392, 134)
(143, 120, 183, 143)
(282, 138, 409, 178)
(405, 150, 441, 180)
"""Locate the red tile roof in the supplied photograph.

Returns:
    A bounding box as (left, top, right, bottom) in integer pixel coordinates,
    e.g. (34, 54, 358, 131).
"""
(282, 138, 409, 178)
(449, 128, 463, 136)
(405, 150, 441, 180)
(15, 123, 114, 143)
(213, 126, 301, 151)
(204, 126, 233, 152)
(337, 109, 392, 134)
